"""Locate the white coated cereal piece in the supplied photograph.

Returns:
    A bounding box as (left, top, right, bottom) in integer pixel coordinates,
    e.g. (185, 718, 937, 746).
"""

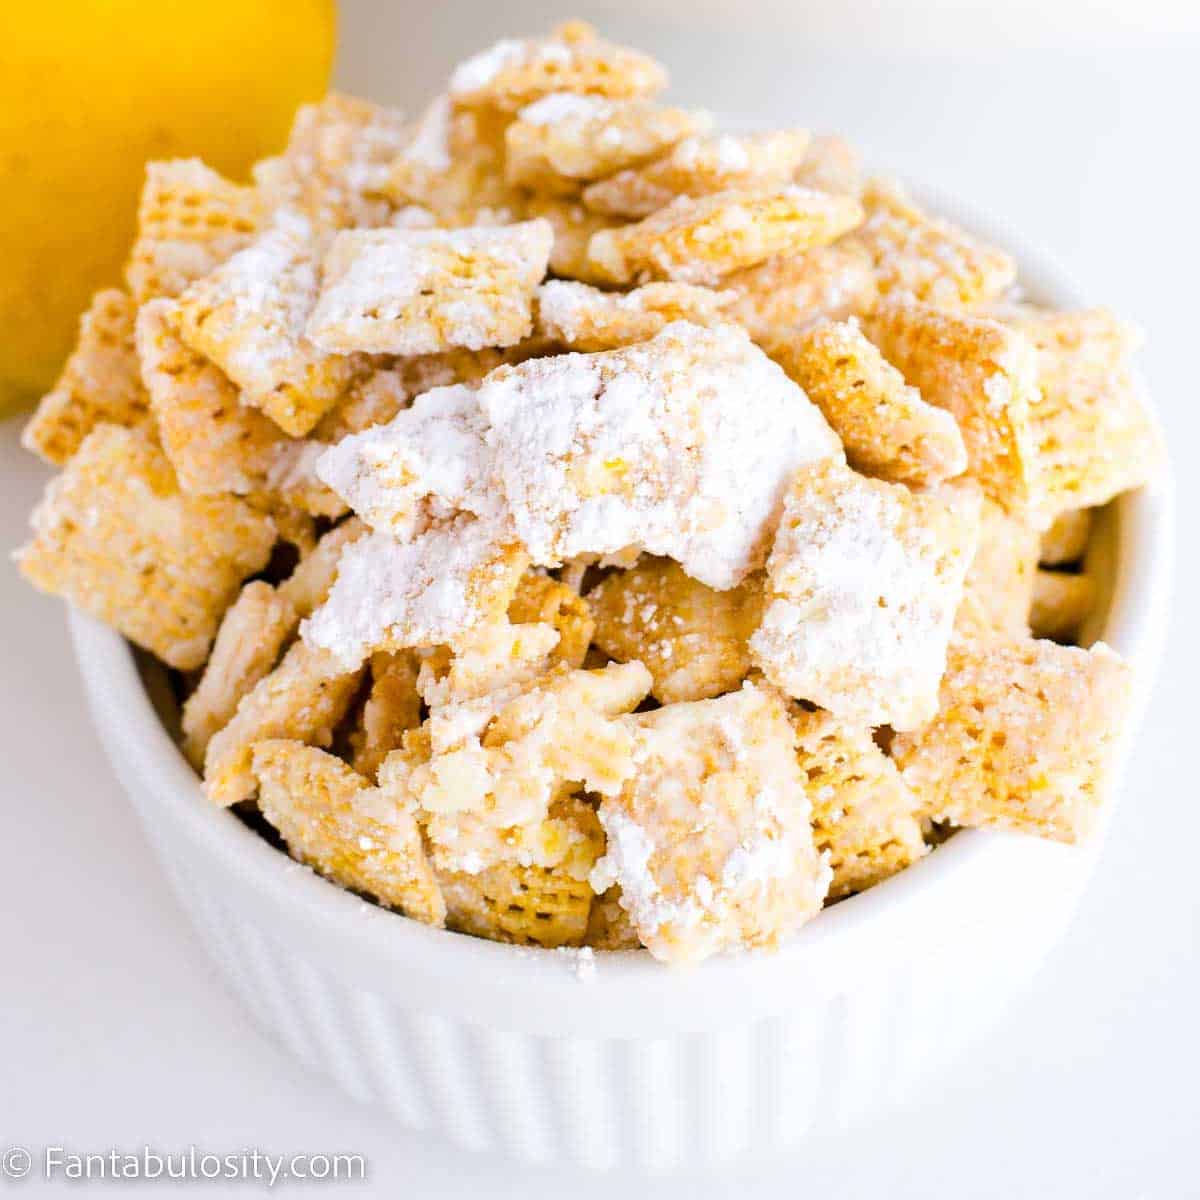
(504, 95, 708, 192)
(535, 279, 732, 351)
(316, 384, 503, 536)
(302, 516, 530, 669)
(477, 320, 843, 589)
(174, 209, 364, 437)
(307, 221, 554, 356)
(590, 682, 830, 965)
(750, 460, 981, 731)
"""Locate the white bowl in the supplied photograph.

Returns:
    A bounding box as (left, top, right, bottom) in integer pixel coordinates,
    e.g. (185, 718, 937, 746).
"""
(67, 197, 1173, 1170)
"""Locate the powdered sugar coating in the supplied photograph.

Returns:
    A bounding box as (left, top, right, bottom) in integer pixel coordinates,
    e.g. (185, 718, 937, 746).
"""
(307, 221, 553, 356)
(316, 384, 504, 534)
(302, 516, 527, 668)
(477, 321, 843, 589)
(750, 460, 981, 730)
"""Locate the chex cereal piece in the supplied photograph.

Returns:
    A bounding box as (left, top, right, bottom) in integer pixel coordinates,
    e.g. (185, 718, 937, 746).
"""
(1006, 306, 1160, 521)
(174, 209, 363, 436)
(865, 297, 1041, 513)
(891, 638, 1132, 843)
(276, 517, 368, 619)
(955, 496, 1040, 637)
(386, 97, 524, 229)
(587, 186, 864, 286)
(507, 570, 596, 667)
(17, 425, 275, 671)
(1030, 569, 1095, 643)
(306, 221, 553, 356)
(847, 178, 1016, 308)
(536, 279, 731, 350)
(203, 640, 365, 807)
(589, 557, 763, 703)
(349, 651, 424, 781)
(793, 134, 862, 196)
(723, 242, 878, 344)
(302, 516, 530, 668)
(524, 194, 626, 284)
(437, 840, 600, 949)
(448, 21, 668, 113)
(750, 460, 980, 730)
(585, 886, 641, 950)
(181, 582, 297, 769)
(252, 740, 444, 925)
(135, 299, 340, 515)
(792, 708, 926, 900)
(23, 289, 153, 466)
(417, 621, 562, 711)
(505, 94, 708, 193)
(591, 682, 829, 965)
(772, 319, 967, 487)
(316, 384, 502, 536)
(1040, 507, 1092, 566)
(125, 159, 265, 303)
(478, 321, 843, 589)
(254, 93, 408, 233)
(582, 130, 811, 218)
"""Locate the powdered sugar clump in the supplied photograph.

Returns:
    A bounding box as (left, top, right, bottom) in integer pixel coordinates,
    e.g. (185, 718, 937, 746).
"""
(517, 92, 613, 126)
(477, 320, 843, 589)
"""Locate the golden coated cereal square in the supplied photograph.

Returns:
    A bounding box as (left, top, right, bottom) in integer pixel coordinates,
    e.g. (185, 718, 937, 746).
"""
(1039, 507, 1092, 567)
(125, 159, 266, 303)
(535, 279, 732, 350)
(252, 740, 445, 925)
(581, 129, 811, 218)
(302, 516, 530, 668)
(865, 297, 1041, 513)
(18, 425, 275, 670)
(586, 185, 864, 286)
(792, 134, 862, 196)
(136, 299, 341, 517)
(847, 178, 1016, 308)
(448, 21, 668, 113)
(955, 495, 1040, 637)
(477, 321, 843, 589)
(504, 94, 708, 193)
(591, 682, 830, 965)
(1006, 306, 1161, 522)
(589, 557, 763, 703)
(792, 707, 926, 900)
(524, 194, 627, 284)
(722, 242, 878, 345)
(174, 210, 364, 436)
(181, 581, 298, 768)
(750, 460, 981, 731)
(306, 221, 553, 356)
(773, 319, 968, 487)
(23, 289, 153, 466)
(891, 637, 1132, 843)
(203, 639, 365, 807)
(348, 650, 424, 780)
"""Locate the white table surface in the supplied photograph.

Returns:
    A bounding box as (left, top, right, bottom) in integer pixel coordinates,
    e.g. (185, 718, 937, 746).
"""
(2, 3, 1197, 1195)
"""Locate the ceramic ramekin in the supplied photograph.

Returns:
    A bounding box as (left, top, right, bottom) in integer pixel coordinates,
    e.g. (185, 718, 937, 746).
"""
(66, 198, 1173, 1170)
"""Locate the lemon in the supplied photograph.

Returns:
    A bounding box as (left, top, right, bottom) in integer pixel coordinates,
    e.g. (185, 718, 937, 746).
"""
(0, 0, 336, 415)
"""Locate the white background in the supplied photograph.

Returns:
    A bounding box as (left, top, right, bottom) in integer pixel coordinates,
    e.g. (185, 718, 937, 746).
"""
(2, 2, 1198, 1195)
